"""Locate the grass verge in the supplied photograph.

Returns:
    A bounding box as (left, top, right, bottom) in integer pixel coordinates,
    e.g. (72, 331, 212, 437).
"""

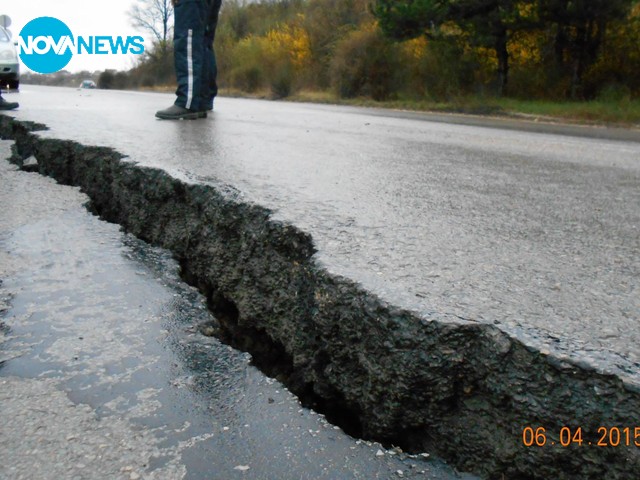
(280, 90, 640, 128)
(146, 85, 640, 128)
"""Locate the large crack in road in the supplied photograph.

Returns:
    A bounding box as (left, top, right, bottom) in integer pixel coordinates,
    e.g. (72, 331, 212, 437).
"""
(1, 137, 468, 480)
(2, 114, 639, 479)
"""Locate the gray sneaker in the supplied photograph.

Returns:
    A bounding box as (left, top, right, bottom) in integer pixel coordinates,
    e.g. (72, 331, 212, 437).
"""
(0, 97, 18, 111)
(155, 104, 206, 120)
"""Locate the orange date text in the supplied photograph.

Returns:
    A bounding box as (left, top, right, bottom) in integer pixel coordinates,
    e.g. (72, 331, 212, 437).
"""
(522, 426, 640, 447)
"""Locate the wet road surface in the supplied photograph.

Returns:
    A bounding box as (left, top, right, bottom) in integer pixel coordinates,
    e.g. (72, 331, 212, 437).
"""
(3, 86, 640, 384)
(0, 142, 475, 479)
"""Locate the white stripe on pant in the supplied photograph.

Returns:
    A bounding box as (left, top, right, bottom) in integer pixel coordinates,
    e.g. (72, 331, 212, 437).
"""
(186, 29, 194, 110)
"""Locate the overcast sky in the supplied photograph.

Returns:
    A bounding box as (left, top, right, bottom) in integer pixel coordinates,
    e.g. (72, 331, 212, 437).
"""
(3, 0, 152, 73)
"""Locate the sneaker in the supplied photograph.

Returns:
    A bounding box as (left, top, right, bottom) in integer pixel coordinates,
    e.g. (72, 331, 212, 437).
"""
(155, 104, 206, 120)
(0, 97, 19, 111)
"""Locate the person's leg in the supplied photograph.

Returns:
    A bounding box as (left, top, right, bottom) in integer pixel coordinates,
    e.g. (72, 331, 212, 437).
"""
(157, 0, 207, 119)
(174, 0, 206, 111)
(201, 0, 222, 111)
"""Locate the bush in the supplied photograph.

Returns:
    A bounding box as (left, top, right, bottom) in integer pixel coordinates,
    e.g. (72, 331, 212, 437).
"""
(263, 24, 311, 97)
(98, 70, 115, 89)
(405, 36, 480, 100)
(229, 36, 267, 92)
(330, 23, 402, 100)
(227, 23, 312, 98)
(596, 83, 632, 103)
(269, 59, 294, 98)
(303, 0, 374, 88)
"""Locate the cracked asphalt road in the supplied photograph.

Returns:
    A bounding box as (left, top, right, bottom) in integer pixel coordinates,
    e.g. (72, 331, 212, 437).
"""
(1, 84, 640, 478)
(0, 140, 475, 479)
(4, 86, 640, 383)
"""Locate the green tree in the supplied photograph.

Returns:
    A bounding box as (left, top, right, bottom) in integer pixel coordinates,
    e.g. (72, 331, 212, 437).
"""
(588, 2, 640, 97)
(538, 0, 635, 98)
(374, 0, 537, 96)
(451, 0, 537, 95)
(373, 0, 449, 41)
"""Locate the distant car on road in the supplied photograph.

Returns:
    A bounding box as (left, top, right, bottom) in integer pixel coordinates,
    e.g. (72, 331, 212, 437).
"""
(79, 80, 97, 89)
(0, 25, 19, 90)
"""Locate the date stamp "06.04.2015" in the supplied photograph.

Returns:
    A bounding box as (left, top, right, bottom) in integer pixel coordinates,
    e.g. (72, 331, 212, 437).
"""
(522, 426, 640, 448)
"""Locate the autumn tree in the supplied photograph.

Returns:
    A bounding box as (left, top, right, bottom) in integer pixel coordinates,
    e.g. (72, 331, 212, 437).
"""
(303, 0, 373, 87)
(374, 0, 537, 95)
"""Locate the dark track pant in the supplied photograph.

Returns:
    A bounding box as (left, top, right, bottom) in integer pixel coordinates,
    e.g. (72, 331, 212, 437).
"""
(174, 0, 222, 111)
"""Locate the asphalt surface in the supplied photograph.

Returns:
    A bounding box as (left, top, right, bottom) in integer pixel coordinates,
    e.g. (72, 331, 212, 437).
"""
(4, 85, 640, 385)
(0, 140, 473, 480)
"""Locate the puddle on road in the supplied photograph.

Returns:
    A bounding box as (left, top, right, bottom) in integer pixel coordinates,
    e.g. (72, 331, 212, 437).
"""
(0, 152, 475, 479)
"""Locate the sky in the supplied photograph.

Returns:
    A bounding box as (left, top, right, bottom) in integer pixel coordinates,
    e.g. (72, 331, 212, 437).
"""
(2, 0, 153, 73)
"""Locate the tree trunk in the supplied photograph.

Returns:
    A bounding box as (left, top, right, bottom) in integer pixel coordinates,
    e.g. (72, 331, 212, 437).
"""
(569, 24, 587, 99)
(554, 25, 567, 68)
(495, 29, 509, 97)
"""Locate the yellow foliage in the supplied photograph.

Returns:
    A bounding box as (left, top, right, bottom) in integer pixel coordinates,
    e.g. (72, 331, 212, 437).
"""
(517, 2, 537, 19)
(264, 24, 312, 71)
(401, 37, 428, 61)
(509, 31, 542, 66)
(440, 21, 464, 37)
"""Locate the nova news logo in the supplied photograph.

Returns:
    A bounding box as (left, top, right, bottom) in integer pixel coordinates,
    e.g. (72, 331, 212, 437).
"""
(18, 16, 145, 74)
